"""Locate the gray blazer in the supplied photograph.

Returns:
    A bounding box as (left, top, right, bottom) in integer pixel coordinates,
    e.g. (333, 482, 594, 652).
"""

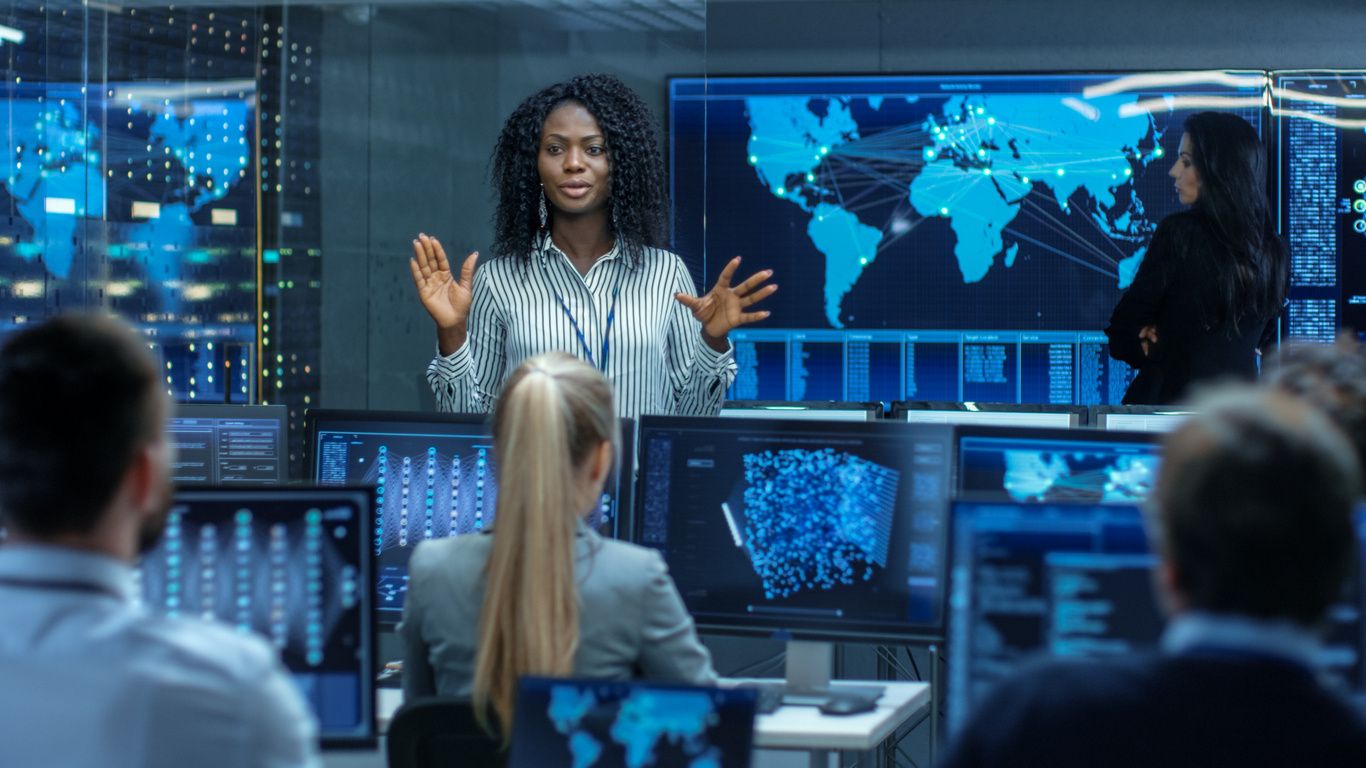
(398, 522, 717, 700)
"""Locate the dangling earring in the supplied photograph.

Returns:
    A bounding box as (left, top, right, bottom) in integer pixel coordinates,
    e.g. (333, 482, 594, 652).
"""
(611, 200, 619, 231)
(538, 185, 548, 230)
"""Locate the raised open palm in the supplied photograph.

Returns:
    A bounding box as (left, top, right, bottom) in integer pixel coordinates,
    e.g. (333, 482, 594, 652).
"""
(409, 234, 478, 331)
(674, 256, 777, 339)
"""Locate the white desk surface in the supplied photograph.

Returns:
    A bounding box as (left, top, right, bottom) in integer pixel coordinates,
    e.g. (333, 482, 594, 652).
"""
(378, 678, 931, 753)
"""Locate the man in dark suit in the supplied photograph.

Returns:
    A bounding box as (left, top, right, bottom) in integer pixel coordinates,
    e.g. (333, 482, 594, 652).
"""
(939, 386, 1366, 768)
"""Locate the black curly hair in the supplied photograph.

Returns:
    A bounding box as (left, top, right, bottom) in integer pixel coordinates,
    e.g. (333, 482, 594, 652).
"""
(490, 73, 668, 266)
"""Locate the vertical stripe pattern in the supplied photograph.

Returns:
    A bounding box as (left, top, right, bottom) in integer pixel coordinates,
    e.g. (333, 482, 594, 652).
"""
(427, 237, 736, 418)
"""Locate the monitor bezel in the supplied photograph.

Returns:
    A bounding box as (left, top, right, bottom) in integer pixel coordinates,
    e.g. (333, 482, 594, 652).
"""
(892, 401, 1090, 427)
(168, 403, 289, 484)
(1088, 405, 1197, 431)
(633, 414, 954, 644)
(166, 485, 380, 750)
(720, 400, 884, 420)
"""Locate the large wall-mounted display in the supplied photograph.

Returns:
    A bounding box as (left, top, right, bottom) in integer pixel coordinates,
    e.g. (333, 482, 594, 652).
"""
(671, 71, 1345, 406)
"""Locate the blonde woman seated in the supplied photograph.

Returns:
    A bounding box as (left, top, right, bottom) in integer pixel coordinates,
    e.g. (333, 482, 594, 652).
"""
(398, 352, 717, 733)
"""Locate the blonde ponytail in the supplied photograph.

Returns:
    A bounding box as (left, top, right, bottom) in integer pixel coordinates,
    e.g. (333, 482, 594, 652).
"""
(472, 352, 617, 738)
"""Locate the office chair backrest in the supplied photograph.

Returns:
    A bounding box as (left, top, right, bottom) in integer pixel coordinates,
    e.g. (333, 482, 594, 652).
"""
(386, 697, 504, 768)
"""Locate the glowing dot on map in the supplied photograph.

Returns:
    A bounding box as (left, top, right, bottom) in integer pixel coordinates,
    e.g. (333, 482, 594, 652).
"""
(924, 148, 936, 160)
(975, 107, 985, 115)
(819, 146, 829, 155)
(940, 207, 949, 216)
(806, 173, 815, 182)
(859, 257, 868, 265)
(1056, 168, 1066, 177)
(776, 187, 786, 197)
(1123, 168, 1132, 177)
(748, 155, 758, 165)
(987, 117, 997, 125)
(1021, 176, 1031, 185)
(1154, 147, 1165, 158)
(977, 148, 986, 158)
(983, 168, 992, 176)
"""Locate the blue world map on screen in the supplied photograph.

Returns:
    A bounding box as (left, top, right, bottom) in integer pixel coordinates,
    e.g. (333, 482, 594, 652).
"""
(744, 92, 1160, 329)
(547, 685, 724, 768)
(1, 84, 251, 285)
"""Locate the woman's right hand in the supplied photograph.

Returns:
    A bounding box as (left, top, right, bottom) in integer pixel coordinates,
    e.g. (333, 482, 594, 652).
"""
(409, 234, 478, 354)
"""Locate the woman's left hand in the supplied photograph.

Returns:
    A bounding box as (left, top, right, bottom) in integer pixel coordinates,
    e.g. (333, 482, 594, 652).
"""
(674, 256, 778, 343)
(1139, 325, 1159, 357)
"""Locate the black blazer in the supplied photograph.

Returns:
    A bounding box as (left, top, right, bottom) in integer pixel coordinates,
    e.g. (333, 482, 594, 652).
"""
(939, 653, 1366, 768)
(1106, 211, 1273, 405)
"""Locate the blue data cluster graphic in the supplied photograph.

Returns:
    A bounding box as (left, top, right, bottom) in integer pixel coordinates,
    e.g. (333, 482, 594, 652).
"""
(735, 448, 899, 598)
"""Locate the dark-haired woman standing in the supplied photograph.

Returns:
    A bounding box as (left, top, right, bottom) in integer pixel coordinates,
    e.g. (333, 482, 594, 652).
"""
(1106, 112, 1288, 405)
(409, 74, 776, 417)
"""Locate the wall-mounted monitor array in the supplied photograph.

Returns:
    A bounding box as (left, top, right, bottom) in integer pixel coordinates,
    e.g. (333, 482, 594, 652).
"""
(168, 404, 287, 485)
(136, 487, 376, 748)
(672, 71, 1366, 406)
(304, 410, 635, 623)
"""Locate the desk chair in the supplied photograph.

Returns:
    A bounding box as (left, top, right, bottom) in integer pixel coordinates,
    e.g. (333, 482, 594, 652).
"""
(386, 697, 505, 768)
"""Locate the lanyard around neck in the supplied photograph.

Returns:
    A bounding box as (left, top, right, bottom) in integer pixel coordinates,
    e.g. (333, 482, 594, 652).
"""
(0, 574, 126, 600)
(543, 253, 624, 375)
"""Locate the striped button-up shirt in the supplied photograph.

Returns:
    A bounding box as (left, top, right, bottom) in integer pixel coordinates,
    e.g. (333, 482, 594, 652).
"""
(428, 236, 736, 418)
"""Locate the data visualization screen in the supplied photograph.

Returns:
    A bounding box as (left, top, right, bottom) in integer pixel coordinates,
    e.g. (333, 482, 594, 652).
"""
(168, 404, 287, 484)
(957, 426, 1160, 503)
(308, 410, 634, 620)
(1274, 72, 1366, 341)
(672, 72, 1267, 404)
(137, 487, 375, 746)
(636, 416, 953, 641)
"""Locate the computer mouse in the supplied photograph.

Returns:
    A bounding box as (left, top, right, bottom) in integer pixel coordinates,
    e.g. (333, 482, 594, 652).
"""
(819, 694, 877, 716)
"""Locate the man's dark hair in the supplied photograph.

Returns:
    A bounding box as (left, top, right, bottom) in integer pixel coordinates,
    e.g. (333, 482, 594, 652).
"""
(1265, 336, 1366, 478)
(1153, 387, 1361, 625)
(0, 313, 162, 536)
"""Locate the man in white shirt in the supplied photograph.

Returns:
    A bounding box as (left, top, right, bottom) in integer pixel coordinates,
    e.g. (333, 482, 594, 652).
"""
(0, 313, 319, 768)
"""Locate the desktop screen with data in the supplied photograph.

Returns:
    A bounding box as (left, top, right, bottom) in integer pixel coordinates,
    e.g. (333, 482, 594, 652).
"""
(671, 72, 1268, 405)
(635, 416, 953, 641)
(307, 411, 634, 620)
(136, 487, 375, 746)
(957, 426, 1160, 503)
(946, 500, 1158, 733)
(168, 404, 287, 485)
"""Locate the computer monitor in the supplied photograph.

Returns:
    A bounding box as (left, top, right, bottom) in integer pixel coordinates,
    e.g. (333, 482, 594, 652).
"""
(1090, 405, 1195, 433)
(956, 425, 1161, 503)
(168, 404, 287, 485)
(893, 402, 1087, 428)
(635, 415, 953, 696)
(507, 677, 758, 768)
(719, 400, 883, 421)
(305, 410, 635, 622)
(136, 487, 376, 747)
(946, 499, 1366, 732)
(945, 500, 1159, 734)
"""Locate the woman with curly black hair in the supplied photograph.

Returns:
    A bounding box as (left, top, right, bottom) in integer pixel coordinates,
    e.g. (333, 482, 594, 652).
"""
(410, 74, 775, 417)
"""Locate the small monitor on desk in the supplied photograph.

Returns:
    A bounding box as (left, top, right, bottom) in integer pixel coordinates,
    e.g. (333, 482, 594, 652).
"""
(635, 415, 953, 699)
(945, 500, 1159, 734)
(893, 401, 1086, 428)
(305, 410, 635, 623)
(720, 401, 883, 421)
(508, 677, 759, 768)
(955, 425, 1161, 504)
(1090, 405, 1195, 433)
(137, 487, 376, 747)
(168, 404, 287, 484)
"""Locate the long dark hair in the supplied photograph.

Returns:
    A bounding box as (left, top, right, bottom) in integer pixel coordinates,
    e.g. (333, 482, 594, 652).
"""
(1182, 112, 1288, 329)
(489, 74, 668, 265)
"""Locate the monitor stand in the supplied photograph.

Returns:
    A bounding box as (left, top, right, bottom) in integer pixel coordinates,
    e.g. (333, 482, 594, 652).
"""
(777, 640, 885, 705)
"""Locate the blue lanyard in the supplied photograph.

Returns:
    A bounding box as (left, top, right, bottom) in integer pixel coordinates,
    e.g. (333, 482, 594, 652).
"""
(547, 261, 623, 374)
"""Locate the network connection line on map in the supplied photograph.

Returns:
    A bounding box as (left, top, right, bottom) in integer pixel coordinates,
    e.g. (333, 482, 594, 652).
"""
(734, 448, 899, 599)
